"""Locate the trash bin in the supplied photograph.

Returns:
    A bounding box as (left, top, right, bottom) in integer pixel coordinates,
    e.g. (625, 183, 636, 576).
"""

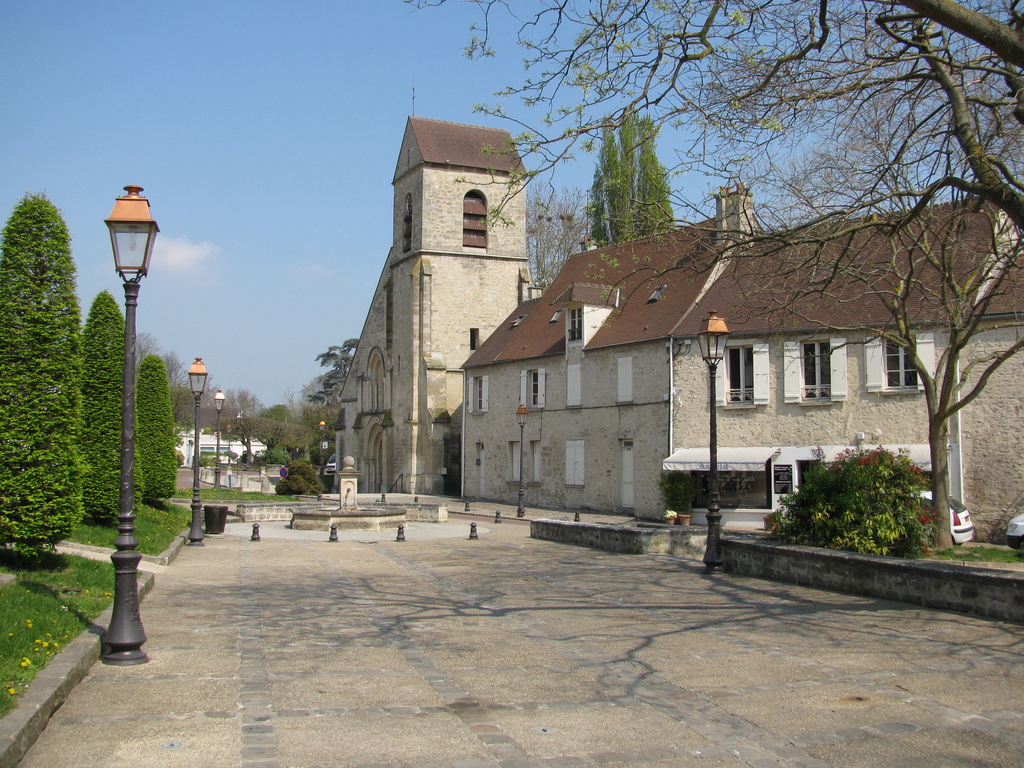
(204, 504, 228, 535)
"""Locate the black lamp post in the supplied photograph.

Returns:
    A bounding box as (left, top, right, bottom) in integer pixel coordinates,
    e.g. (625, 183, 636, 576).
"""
(319, 420, 327, 471)
(213, 390, 225, 488)
(515, 404, 528, 518)
(102, 185, 159, 666)
(187, 357, 208, 546)
(697, 310, 730, 573)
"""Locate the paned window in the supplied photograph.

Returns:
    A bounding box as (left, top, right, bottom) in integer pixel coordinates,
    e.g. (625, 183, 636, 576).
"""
(886, 342, 918, 389)
(727, 346, 755, 403)
(567, 307, 583, 341)
(803, 341, 831, 400)
(472, 375, 489, 412)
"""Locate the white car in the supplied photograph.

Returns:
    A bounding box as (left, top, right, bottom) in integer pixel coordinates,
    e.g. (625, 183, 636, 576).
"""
(921, 492, 975, 545)
(1007, 512, 1024, 550)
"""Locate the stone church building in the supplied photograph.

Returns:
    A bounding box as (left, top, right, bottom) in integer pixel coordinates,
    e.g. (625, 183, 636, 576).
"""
(338, 117, 530, 495)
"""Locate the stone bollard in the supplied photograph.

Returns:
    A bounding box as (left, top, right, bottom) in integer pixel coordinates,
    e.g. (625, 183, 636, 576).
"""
(465, 501, 471, 512)
(329, 524, 338, 542)
(396, 523, 406, 542)
(381, 493, 386, 504)
(250, 523, 261, 542)
(414, 495, 419, 503)
(469, 522, 478, 540)
(574, 510, 580, 522)
(494, 510, 502, 524)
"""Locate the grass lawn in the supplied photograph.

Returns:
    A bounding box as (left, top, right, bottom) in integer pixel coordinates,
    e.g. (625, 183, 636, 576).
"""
(0, 551, 113, 718)
(174, 489, 281, 502)
(66, 501, 191, 556)
(929, 545, 1024, 564)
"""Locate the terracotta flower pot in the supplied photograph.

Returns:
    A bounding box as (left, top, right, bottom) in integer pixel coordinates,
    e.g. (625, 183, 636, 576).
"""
(677, 514, 692, 526)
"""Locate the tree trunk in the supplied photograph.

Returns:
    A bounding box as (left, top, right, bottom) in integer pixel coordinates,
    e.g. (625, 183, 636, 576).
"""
(929, 415, 954, 550)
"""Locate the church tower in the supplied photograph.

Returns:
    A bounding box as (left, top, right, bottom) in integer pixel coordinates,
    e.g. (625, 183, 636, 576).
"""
(339, 117, 530, 495)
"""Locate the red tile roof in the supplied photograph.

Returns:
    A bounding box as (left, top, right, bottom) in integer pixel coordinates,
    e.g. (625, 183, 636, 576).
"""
(404, 116, 523, 175)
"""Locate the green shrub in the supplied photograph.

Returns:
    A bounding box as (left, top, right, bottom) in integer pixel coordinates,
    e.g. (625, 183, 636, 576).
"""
(0, 194, 83, 563)
(275, 461, 322, 495)
(80, 291, 124, 524)
(658, 471, 697, 513)
(136, 355, 178, 502)
(775, 447, 930, 558)
(259, 447, 290, 466)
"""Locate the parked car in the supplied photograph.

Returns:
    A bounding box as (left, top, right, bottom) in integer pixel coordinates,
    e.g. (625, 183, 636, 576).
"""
(1007, 512, 1024, 550)
(325, 455, 337, 474)
(920, 492, 975, 545)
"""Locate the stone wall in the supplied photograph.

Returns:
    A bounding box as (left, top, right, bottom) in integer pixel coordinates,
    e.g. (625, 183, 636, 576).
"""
(530, 519, 1024, 624)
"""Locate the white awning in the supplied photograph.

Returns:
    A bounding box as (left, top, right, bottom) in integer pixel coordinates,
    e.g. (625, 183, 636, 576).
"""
(663, 447, 780, 472)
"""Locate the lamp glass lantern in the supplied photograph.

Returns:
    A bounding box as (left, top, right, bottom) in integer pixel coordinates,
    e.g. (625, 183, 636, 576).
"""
(697, 311, 730, 364)
(516, 403, 529, 427)
(105, 185, 159, 279)
(214, 390, 225, 412)
(188, 358, 208, 396)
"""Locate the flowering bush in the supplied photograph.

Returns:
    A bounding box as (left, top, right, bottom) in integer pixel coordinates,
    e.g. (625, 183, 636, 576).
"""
(775, 447, 930, 558)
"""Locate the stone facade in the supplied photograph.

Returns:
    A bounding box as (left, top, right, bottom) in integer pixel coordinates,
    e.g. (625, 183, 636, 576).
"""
(340, 117, 528, 495)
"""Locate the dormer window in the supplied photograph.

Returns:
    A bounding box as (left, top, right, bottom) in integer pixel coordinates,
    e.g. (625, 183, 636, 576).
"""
(567, 307, 583, 341)
(463, 191, 487, 248)
(647, 284, 667, 303)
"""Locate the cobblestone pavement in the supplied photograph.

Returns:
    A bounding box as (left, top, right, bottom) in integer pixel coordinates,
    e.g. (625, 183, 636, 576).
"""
(18, 510, 1024, 768)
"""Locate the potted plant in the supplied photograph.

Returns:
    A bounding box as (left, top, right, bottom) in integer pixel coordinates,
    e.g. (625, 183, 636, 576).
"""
(658, 472, 697, 525)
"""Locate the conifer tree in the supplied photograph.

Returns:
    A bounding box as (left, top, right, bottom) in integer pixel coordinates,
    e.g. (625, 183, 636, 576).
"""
(80, 291, 124, 524)
(0, 194, 83, 561)
(136, 354, 178, 502)
(589, 114, 674, 245)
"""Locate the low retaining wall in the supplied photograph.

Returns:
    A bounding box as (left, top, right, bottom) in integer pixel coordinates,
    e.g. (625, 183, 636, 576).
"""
(530, 519, 705, 557)
(236, 502, 449, 524)
(531, 519, 1024, 625)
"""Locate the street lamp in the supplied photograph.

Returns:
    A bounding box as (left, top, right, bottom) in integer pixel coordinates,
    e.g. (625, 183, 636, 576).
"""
(102, 185, 159, 666)
(187, 357, 208, 546)
(319, 420, 327, 471)
(516, 404, 528, 518)
(697, 310, 730, 573)
(213, 390, 225, 488)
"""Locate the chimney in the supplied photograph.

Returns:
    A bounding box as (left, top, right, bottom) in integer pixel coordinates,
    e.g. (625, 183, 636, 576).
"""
(580, 235, 599, 252)
(714, 184, 755, 245)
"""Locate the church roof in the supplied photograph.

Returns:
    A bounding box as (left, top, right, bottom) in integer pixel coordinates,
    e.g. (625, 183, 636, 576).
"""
(401, 116, 522, 176)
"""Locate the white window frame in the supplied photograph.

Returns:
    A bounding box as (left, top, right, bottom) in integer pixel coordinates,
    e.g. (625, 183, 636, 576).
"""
(567, 307, 583, 342)
(472, 375, 489, 412)
(520, 368, 546, 408)
(865, 333, 933, 393)
(565, 440, 585, 486)
(530, 440, 541, 483)
(509, 440, 521, 482)
(783, 337, 848, 403)
(717, 341, 769, 406)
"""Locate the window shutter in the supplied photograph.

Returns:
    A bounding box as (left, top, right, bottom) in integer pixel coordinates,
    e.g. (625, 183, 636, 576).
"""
(783, 342, 801, 403)
(537, 368, 546, 408)
(567, 363, 581, 407)
(865, 338, 884, 392)
(830, 337, 848, 400)
(915, 333, 935, 391)
(753, 341, 770, 405)
(714, 358, 726, 406)
(481, 375, 489, 412)
(618, 356, 633, 402)
(520, 370, 527, 406)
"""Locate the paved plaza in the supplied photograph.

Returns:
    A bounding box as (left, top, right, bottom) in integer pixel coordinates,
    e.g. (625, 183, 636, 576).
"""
(18, 509, 1024, 768)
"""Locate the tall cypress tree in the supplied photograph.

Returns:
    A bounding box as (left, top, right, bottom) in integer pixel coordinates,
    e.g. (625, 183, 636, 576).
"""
(136, 354, 178, 502)
(589, 114, 674, 244)
(80, 291, 124, 524)
(0, 194, 83, 561)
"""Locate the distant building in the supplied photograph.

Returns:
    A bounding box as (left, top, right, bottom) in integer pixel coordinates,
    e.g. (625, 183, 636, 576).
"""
(339, 117, 530, 494)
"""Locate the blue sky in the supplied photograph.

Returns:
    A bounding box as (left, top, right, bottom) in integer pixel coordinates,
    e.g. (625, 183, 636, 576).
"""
(0, 1, 703, 407)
